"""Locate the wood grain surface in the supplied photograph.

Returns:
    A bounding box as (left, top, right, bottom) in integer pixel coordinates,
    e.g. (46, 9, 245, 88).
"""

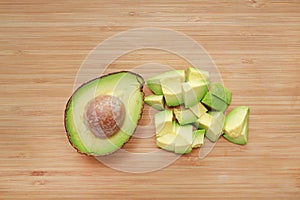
(0, 0, 299, 199)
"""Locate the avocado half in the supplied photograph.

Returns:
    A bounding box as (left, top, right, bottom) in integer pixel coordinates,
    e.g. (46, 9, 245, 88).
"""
(64, 71, 144, 156)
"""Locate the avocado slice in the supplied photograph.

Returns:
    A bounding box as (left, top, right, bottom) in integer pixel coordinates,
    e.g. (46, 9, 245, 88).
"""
(192, 129, 205, 148)
(201, 92, 228, 112)
(161, 77, 184, 106)
(64, 71, 144, 156)
(154, 110, 173, 137)
(147, 70, 185, 95)
(210, 82, 232, 105)
(223, 106, 250, 145)
(145, 94, 165, 111)
(182, 80, 209, 108)
(174, 107, 198, 125)
(189, 102, 207, 118)
(174, 124, 193, 154)
(186, 67, 209, 82)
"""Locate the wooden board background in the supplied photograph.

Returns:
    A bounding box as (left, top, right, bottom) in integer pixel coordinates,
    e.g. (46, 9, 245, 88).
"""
(0, 0, 299, 199)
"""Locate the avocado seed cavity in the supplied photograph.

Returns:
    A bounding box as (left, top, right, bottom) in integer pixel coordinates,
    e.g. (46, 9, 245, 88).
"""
(85, 95, 125, 138)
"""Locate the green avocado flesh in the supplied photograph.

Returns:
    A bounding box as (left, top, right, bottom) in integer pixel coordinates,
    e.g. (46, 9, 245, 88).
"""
(144, 94, 165, 111)
(174, 108, 198, 125)
(186, 67, 209, 82)
(201, 92, 228, 112)
(147, 70, 185, 95)
(223, 106, 250, 145)
(195, 112, 225, 142)
(210, 83, 232, 105)
(65, 71, 144, 155)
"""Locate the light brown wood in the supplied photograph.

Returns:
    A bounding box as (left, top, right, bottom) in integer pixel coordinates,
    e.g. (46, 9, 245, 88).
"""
(0, 0, 299, 199)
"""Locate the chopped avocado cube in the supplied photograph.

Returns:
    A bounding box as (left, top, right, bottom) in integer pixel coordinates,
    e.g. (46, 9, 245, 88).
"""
(195, 113, 213, 130)
(156, 133, 176, 152)
(186, 67, 209, 82)
(175, 124, 193, 154)
(206, 112, 225, 142)
(210, 82, 232, 105)
(161, 77, 184, 106)
(223, 106, 250, 145)
(182, 80, 209, 108)
(189, 102, 207, 118)
(154, 110, 173, 137)
(174, 108, 198, 125)
(195, 112, 225, 142)
(147, 70, 185, 95)
(192, 129, 205, 148)
(144, 94, 165, 111)
(201, 92, 228, 112)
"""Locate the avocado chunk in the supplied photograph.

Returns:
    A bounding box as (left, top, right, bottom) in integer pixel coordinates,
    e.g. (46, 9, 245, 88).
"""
(64, 71, 144, 156)
(210, 82, 232, 105)
(201, 92, 228, 112)
(147, 70, 185, 95)
(182, 80, 209, 108)
(223, 106, 250, 145)
(186, 67, 209, 82)
(154, 110, 173, 137)
(161, 77, 184, 106)
(145, 94, 165, 111)
(174, 124, 193, 154)
(174, 108, 198, 125)
(192, 129, 205, 148)
(189, 102, 207, 118)
(156, 133, 176, 152)
(195, 112, 225, 142)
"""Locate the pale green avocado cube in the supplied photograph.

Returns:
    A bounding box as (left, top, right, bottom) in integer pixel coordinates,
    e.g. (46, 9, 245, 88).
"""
(144, 94, 165, 111)
(174, 124, 193, 154)
(186, 67, 209, 82)
(161, 77, 184, 106)
(210, 82, 232, 105)
(189, 102, 207, 118)
(192, 129, 205, 148)
(156, 133, 176, 152)
(206, 112, 225, 142)
(201, 92, 228, 112)
(174, 108, 198, 125)
(147, 70, 185, 95)
(195, 112, 225, 142)
(154, 110, 173, 137)
(195, 112, 213, 130)
(223, 106, 250, 145)
(182, 80, 209, 108)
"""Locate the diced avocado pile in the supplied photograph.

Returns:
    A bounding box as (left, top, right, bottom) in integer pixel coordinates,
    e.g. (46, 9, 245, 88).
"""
(145, 67, 250, 154)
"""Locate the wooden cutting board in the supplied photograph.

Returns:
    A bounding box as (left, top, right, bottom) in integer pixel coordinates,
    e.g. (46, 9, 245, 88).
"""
(0, 0, 299, 199)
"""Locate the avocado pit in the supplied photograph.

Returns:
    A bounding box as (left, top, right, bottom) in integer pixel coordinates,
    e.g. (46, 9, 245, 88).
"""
(85, 95, 125, 138)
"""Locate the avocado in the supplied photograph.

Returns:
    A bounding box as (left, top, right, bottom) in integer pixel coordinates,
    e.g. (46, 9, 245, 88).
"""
(210, 82, 232, 105)
(182, 80, 209, 108)
(223, 106, 250, 145)
(64, 71, 144, 156)
(174, 124, 193, 154)
(161, 77, 184, 106)
(201, 92, 228, 112)
(144, 94, 165, 111)
(156, 133, 176, 152)
(186, 67, 209, 82)
(189, 102, 207, 118)
(174, 107, 198, 125)
(147, 70, 185, 95)
(195, 112, 225, 142)
(154, 110, 173, 137)
(192, 129, 205, 148)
